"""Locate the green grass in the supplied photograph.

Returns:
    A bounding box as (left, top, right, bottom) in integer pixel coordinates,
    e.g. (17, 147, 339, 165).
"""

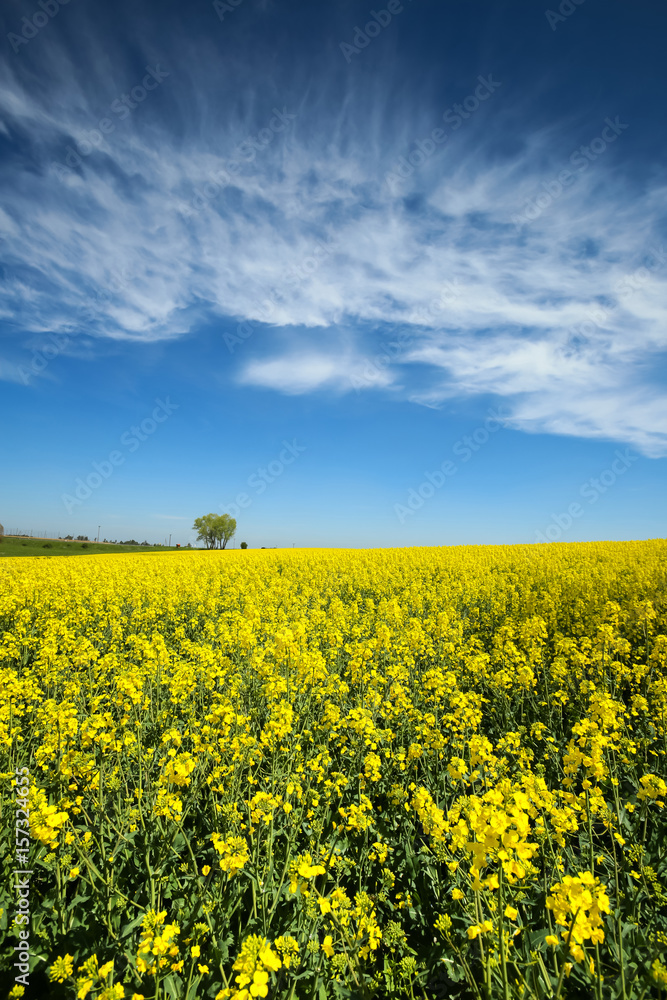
(0, 536, 188, 558)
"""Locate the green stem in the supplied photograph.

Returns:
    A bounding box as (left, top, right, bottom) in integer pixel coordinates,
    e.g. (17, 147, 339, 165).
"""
(554, 907, 581, 1000)
(498, 865, 510, 1000)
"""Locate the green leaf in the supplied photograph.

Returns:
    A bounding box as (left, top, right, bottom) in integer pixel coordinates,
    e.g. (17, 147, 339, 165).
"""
(120, 911, 147, 940)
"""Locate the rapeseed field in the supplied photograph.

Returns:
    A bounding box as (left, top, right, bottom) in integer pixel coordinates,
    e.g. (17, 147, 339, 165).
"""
(1, 541, 667, 999)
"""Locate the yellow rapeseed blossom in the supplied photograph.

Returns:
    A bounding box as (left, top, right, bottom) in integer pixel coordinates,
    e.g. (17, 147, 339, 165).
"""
(2, 542, 666, 998)
(546, 873, 610, 961)
(212, 834, 250, 877)
(48, 955, 74, 983)
(136, 910, 180, 976)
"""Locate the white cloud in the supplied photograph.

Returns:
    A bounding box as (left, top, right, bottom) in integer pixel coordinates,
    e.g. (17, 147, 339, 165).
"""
(1, 47, 666, 454)
(238, 351, 394, 394)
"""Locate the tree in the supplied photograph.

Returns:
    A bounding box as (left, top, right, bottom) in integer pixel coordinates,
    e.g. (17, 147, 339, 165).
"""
(215, 513, 236, 549)
(240, 541, 248, 549)
(192, 514, 216, 549)
(193, 513, 237, 549)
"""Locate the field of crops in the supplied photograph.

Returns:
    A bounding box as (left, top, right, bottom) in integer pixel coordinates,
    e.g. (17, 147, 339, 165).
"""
(2, 542, 667, 1000)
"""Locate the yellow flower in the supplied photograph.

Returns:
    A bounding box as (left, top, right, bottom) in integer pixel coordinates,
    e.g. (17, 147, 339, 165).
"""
(546, 873, 609, 961)
(638, 774, 667, 801)
(136, 909, 180, 975)
(48, 955, 74, 983)
(250, 969, 269, 997)
(77, 979, 94, 1000)
(652, 959, 667, 986)
(467, 921, 493, 940)
(274, 936, 300, 969)
(7, 533, 667, 1000)
(297, 860, 326, 879)
(258, 944, 281, 972)
(212, 834, 250, 878)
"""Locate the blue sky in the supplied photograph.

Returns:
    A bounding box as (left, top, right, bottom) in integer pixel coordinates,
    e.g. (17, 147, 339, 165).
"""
(1, 0, 666, 547)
